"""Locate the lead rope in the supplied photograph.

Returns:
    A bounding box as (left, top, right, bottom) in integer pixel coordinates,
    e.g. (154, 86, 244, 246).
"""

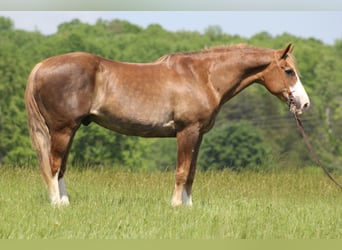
(293, 112, 342, 190)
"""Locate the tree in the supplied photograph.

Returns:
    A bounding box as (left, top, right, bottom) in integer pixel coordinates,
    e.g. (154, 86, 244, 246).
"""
(0, 17, 13, 31)
(199, 122, 271, 171)
(204, 25, 223, 41)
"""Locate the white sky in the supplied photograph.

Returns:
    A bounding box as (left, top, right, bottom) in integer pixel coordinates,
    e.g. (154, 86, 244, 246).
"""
(0, 11, 341, 45)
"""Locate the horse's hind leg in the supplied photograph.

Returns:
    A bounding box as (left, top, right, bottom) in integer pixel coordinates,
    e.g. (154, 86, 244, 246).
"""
(45, 128, 77, 206)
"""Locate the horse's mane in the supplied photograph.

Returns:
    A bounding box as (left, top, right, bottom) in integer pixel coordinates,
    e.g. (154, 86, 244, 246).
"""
(201, 44, 262, 53)
(155, 44, 273, 63)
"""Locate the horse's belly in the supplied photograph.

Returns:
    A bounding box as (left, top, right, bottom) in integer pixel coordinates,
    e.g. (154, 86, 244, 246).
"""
(91, 111, 176, 137)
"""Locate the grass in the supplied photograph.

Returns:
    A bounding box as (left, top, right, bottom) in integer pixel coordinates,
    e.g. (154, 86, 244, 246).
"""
(0, 166, 341, 239)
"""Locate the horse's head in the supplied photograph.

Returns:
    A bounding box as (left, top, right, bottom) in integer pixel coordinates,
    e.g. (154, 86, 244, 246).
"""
(261, 44, 310, 115)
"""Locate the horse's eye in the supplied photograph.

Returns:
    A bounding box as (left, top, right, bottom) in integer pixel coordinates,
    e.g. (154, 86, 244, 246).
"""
(285, 68, 295, 76)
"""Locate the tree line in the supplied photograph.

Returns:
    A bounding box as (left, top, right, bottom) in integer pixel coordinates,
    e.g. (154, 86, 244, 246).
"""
(0, 16, 341, 172)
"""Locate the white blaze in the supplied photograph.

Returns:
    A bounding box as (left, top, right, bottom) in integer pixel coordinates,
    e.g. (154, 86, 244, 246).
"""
(289, 73, 310, 114)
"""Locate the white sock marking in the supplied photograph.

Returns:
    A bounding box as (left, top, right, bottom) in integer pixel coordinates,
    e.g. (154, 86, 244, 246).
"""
(58, 177, 70, 205)
(182, 189, 193, 206)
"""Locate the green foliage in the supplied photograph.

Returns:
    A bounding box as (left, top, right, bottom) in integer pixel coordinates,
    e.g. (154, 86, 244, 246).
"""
(199, 122, 270, 171)
(0, 16, 13, 31)
(70, 124, 155, 171)
(0, 16, 341, 172)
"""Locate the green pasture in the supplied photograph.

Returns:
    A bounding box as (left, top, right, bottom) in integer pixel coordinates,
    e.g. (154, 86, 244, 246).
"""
(0, 166, 341, 239)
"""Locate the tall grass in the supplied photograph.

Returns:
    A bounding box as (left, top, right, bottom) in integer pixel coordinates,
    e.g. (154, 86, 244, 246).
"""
(0, 166, 341, 239)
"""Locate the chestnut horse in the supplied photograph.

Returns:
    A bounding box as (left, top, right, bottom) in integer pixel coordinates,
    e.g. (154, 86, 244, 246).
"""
(25, 44, 310, 206)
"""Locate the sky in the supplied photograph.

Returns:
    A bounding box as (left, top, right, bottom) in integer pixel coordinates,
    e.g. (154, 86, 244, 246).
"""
(0, 11, 341, 45)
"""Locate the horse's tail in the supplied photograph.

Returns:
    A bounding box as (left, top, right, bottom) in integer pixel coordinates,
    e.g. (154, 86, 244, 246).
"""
(25, 63, 51, 179)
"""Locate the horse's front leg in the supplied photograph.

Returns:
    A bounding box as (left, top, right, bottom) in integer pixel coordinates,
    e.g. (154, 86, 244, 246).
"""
(171, 124, 203, 207)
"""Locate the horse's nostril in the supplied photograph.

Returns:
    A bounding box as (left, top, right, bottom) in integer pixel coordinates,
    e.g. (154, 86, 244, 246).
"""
(303, 103, 310, 109)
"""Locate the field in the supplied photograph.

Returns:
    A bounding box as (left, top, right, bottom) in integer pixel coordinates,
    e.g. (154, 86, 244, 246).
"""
(0, 166, 341, 239)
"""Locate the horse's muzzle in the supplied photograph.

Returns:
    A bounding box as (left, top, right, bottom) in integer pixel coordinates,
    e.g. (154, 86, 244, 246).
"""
(288, 94, 310, 115)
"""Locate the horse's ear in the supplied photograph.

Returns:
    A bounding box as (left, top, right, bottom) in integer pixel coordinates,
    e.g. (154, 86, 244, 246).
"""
(280, 43, 294, 59)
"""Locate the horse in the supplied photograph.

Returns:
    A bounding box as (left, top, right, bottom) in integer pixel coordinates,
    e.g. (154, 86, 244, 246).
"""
(25, 44, 310, 207)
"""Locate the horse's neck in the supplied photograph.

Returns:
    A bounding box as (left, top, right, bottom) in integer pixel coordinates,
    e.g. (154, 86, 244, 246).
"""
(207, 50, 273, 104)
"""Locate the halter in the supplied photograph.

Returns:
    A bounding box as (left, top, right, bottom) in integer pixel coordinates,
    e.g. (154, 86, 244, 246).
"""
(288, 91, 297, 114)
(273, 52, 297, 113)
